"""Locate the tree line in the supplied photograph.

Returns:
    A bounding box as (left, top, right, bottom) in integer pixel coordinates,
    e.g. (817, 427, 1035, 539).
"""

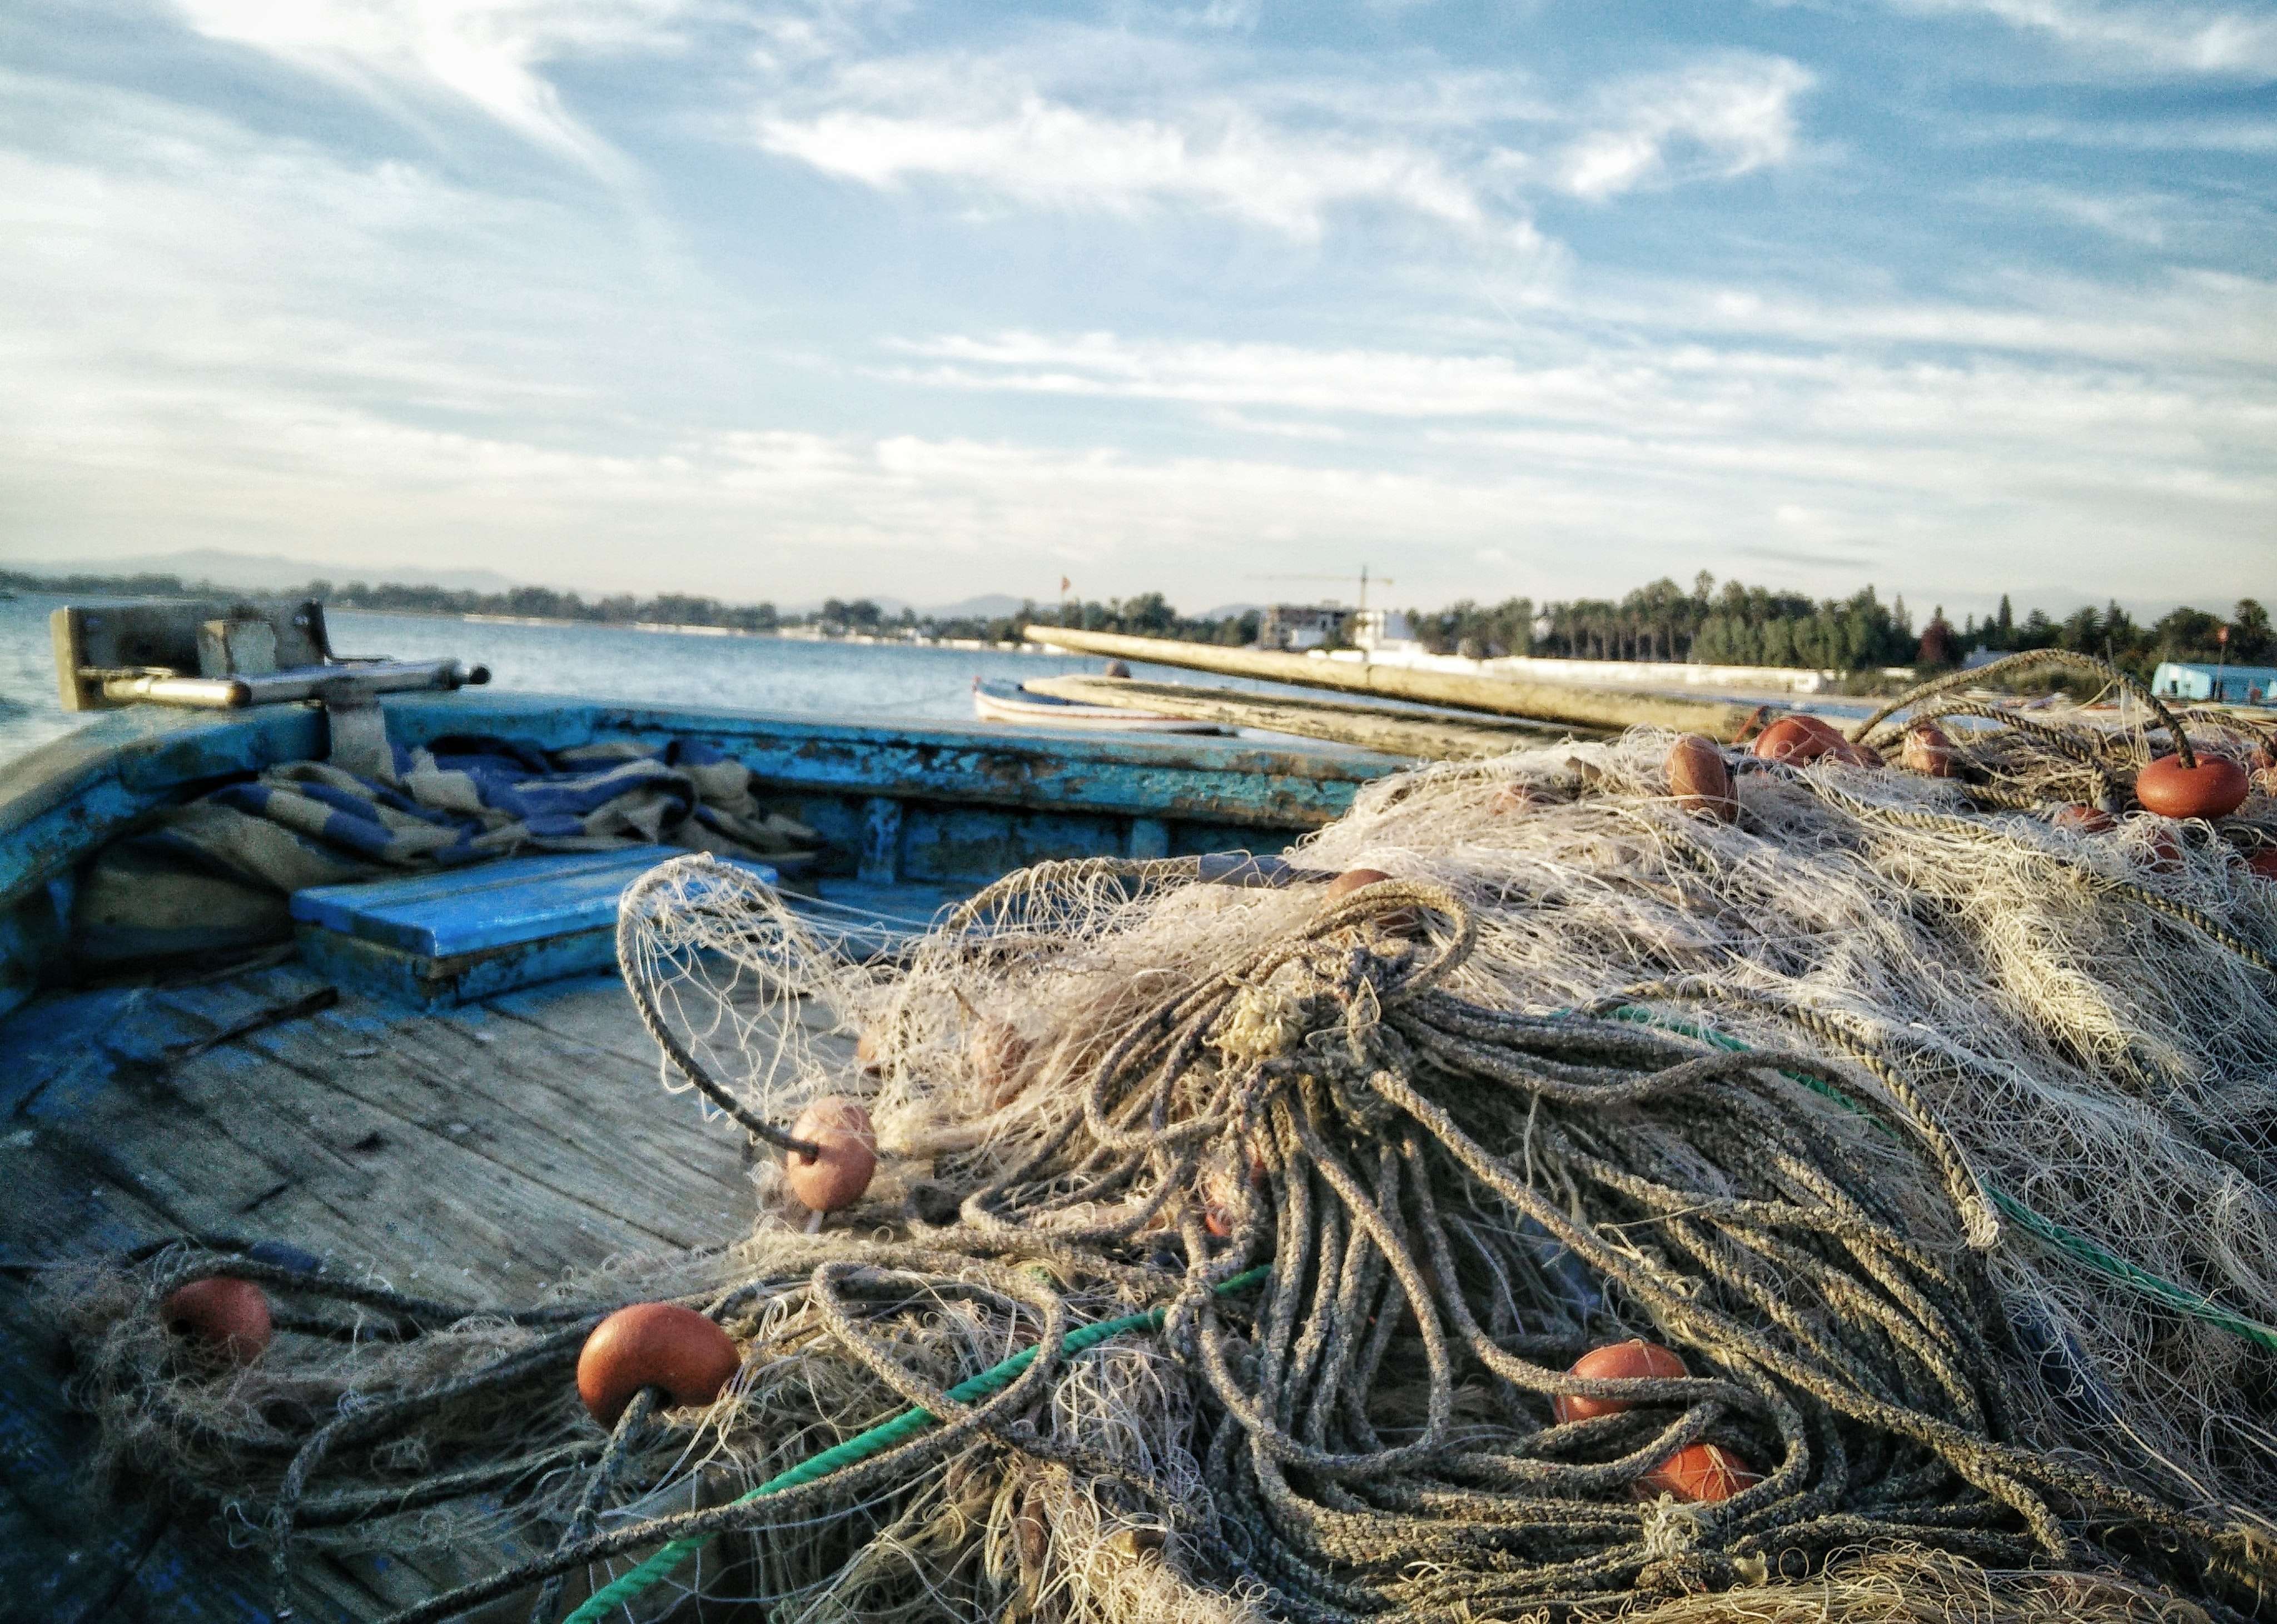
(7, 567, 2265, 678)
(1406, 574, 2270, 678)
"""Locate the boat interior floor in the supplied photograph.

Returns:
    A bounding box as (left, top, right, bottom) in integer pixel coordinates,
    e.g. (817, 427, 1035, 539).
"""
(1, 950, 829, 1621)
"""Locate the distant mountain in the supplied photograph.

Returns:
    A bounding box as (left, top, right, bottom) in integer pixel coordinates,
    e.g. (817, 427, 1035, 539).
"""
(10, 549, 521, 595)
(1198, 601, 1264, 620)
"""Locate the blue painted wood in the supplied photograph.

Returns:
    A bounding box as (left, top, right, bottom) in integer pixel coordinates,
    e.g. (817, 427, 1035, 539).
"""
(1127, 816, 1171, 860)
(290, 848, 775, 958)
(859, 795, 903, 885)
(0, 686, 1394, 1008)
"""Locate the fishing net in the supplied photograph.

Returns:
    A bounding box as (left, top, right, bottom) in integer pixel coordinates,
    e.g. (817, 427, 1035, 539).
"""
(52, 655, 2277, 1624)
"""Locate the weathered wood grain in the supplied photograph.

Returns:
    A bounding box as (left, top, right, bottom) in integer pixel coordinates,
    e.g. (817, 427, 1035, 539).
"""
(1023, 625, 1762, 738)
(0, 959, 777, 1621)
(1028, 674, 1577, 758)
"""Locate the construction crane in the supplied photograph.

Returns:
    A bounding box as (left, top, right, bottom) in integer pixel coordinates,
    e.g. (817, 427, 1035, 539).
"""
(1247, 566, 1397, 661)
(1247, 565, 1394, 617)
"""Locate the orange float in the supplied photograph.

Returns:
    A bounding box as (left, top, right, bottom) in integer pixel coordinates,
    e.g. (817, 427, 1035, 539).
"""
(160, 1277, 272, 1364)
(2135, 753, 2249, 820)
(2051, 804, 2115, 834)
(1638, 1442, 1760, 1503)
(968, 1019, 1033, 1108)
(576, 1303, 740, 1426)
(1901, 721, 1955, 778)
(784, 1095, 877, 1213)
(1552, 1339, 1687, 1424)
(1663, 735, 1736, 821)
(1323, 868, 1419, 936)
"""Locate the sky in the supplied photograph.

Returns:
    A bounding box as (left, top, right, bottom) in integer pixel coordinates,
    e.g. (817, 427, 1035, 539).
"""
(1, 0, 2273, 620)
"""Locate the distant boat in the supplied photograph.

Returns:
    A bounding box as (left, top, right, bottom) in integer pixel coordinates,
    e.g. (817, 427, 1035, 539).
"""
(971, 675, 1230, 733)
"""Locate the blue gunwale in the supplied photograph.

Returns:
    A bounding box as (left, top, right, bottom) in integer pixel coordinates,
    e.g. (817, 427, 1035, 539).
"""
(0, 691, 1400, 1015)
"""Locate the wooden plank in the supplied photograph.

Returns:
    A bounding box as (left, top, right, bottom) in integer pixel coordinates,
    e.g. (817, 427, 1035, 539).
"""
(289, 848, 683, 937)
(0, 961, 765, 1612)
(1030, 674, 1572, 758)
(1022, 625, 1763, 738)
(0, 991, 438, 1621)
(157, 972, 756, 1260)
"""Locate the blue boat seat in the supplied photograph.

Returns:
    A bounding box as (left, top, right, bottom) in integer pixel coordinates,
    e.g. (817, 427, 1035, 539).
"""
(291, 848, 778, 1007)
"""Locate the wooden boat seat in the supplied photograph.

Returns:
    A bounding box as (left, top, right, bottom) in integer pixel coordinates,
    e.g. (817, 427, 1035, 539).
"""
(291, 849, 983, 1006)
(292, 847, 778, 1007)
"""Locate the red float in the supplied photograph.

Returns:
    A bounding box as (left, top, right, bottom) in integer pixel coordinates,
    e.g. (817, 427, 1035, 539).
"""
(161, 1277, 272, 1364)
(785, 1095, 877, 1212)
(1664, 735, 1736, 821)
(1638, 1442, 1760, 1503)
(1552, 1339, 1688, 1424)
(576, 1303, 741, 1427)
(1901, 721, 1955, 778)
(2135, 753, 2249, 820)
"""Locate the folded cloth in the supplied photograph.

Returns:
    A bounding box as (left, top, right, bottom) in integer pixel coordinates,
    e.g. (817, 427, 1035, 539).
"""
(70, 734, 821, 967)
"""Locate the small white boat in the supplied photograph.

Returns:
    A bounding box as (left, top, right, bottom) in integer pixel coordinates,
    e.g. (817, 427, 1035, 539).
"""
(971, 676, 1229, 733)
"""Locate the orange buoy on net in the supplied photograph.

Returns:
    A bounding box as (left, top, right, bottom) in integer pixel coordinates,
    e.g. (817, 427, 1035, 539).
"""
(2246, 848, 2277, 883)
(1638, 1442, 1761, 1503)
(1322, 867, 1422, 936)
(1489, 781, 1533, 815)
(2051, 803, 2115, 834)
(968, 1019, 1033, 1108)
(161, 1277, 271, 1364)
(1901, 721, 1955, 778)
(1749, 715, 1828, 764)
(1552, 1339, 1687, 1423)
(2135, 752, 2249, 820)
(1663, 735, 1736, 822)
(1754, 715, 1878, 768)
(854, 1029, 885, 1077)
(784, 1095, 877, 1213)
(576, 1303, 741, 1427)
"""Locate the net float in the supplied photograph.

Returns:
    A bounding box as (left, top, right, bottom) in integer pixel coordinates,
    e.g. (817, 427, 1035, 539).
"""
(1552, 1338, 1687, 1423)
(2246, 849, 2277, 882)
(1663, 735, 1736, 822)
(784, 1095, 877, 1212)
(1323, 867, 1420, 936)
(2135, 753, 2249, 820)
(2052, 804, 2115, 834)
(854, 1029, 884, 1077)
(160, 1276, 272, 1364)
(1637, 1442, 1760, 1503)
(1750, 715, 1826, 763)
(1901, 721, 1955, 778)
(1490, 781, 1533, 815)
(576, 1303, 740, 1427)
(968, 1018, 1033, 1108)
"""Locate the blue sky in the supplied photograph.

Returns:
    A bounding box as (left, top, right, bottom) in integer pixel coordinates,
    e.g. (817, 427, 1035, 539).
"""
(2, 0, 2272, 619)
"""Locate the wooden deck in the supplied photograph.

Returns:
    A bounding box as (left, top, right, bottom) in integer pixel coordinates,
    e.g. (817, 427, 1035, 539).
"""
(0, 956, 833, 1622)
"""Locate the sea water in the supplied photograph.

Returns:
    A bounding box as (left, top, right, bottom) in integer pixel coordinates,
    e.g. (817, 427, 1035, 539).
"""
(0, 595, 1147, 768)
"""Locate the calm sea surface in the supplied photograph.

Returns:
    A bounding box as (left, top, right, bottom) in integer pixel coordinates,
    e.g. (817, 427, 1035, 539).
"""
(0, 591, 1872, 771)
(0, 595, 1253, 768)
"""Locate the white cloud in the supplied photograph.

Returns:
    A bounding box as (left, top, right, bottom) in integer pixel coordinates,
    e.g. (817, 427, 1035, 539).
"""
(1556, 56, 1813, 200)
(1896, 0, 2277, 79)
(169, 0, 693, 177)
(753, 59, 1509, 242)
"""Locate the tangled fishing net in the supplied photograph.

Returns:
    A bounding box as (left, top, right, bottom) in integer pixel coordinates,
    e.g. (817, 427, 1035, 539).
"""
(54, 652, 2277, 1624)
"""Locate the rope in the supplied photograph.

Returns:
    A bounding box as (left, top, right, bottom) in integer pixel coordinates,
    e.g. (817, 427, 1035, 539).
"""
(555, 1267, 1271, 1624)
(1592, 998, 2277, 1354)
(1845, 650, 2196, 767)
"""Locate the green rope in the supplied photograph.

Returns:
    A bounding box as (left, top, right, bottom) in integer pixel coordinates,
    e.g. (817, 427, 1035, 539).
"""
(1604, 1005, 2277, 1354)
(561, 1266, 1271, 1623)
